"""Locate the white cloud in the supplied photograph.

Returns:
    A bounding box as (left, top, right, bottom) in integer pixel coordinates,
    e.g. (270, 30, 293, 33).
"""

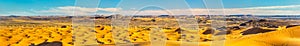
(36, 6, 121, 15)
(221, 5, 300, 15)
(118, 5, 300, 15)
(0, 14, 5, 16)
(243, 5, 300, 9)
(224, 9, 300, 15)
(2, 11, 36, 16)
(26, 5, 300, 15)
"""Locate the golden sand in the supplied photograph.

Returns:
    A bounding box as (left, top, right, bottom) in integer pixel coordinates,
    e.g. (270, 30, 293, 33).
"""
(1, 25, 300, 46)
(0, 16, 300, 46)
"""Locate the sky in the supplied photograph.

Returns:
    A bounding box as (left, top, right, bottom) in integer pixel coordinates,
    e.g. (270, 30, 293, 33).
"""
(0, 0, 300, 16)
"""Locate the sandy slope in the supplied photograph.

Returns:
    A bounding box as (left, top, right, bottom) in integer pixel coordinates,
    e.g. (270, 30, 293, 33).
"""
(99, 26, 300, 46)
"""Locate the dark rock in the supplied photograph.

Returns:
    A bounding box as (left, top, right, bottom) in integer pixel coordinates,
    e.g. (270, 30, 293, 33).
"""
(68, 42, 73, 45)
(197, 19, 203, 23)
(66, 16, 73, 18)
(260, 22, 288, 28)
(99, 27, 104, 30)
(227, 26, 241, 30)
(96, 26, 101, 27)
(241, 27, 275, 35)
(258, 19, 267, 22)
(240, 19, 289, 28)
(232, 26, 240, 30)
(286, 25, 299, 28)
(94, 16, 105, 19)
(215, 31, 231, 35)
(8, 15, 20, 17)
(203, 39, 212, 41)
(61, 25, 67, 28)
(175, 28, 184, 33)
(151, 19, 156, 22)
(202, 28, 214, 35)
(37, 41, 62, 46)
(246, 20, 253, 23)
(240, 23, 247, 26)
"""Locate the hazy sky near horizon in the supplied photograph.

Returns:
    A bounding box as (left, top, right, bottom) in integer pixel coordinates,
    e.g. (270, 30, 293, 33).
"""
(1, 0, 300, 16)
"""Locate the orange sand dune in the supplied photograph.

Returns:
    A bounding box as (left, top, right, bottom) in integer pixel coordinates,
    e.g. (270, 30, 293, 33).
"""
(100, 26, 300, 46)
(162, 26, 300, 46)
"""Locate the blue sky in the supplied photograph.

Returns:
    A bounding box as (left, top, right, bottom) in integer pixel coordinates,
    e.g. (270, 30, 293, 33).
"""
(0, 0, 300, 15)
